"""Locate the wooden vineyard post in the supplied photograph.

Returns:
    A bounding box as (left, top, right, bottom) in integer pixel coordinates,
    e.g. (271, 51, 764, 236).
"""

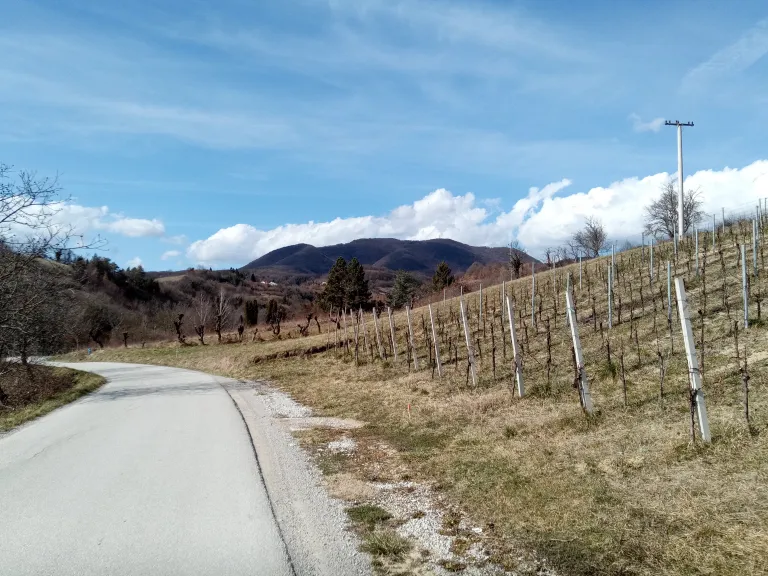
(372, 308, 384, 360)
(712, 214, 716, 251)
(342, 307, 350, 353)
(460, 295, 478, 387)
(742, 245, 749, 329)
(359, 308, 369, 356)
(387, 307, 398, 361)
(579, 256, 582, 290)
(406, 305, 419, 370)
(505, 296, 524, 397)
(674, 278, 712, 442)
(566, 284, 593, 414)
(428, 304, 442, 377)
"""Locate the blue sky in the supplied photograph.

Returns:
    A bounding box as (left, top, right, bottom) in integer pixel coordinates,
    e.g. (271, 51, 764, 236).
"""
(2, 0, 767, 270)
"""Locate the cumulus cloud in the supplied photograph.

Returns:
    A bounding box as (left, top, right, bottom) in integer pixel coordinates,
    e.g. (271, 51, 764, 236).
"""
(187, 160, 768, 265)
(629, 113, 665, 133)
(48, 204, 165, 238)
(161, 250, 181, 260)
(103, 218, 165, 237)
(125, 256, 143, 268)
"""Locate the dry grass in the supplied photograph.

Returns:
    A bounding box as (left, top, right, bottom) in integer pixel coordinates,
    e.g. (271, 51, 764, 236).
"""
(0, 366, 105, 432)
(59, 221, 768, 575)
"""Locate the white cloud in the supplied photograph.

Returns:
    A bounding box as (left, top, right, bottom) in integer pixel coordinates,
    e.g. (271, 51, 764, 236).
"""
(103, 217, 165, 237)
(49, 204, 165, 238)
(683, 19, 768, 87)
(163, 234, 188, 245)
(161, 250, 181, 260)
(187, 160, 768, 265)
(125, 256, 142, 268)
(629, 113, 665, 133)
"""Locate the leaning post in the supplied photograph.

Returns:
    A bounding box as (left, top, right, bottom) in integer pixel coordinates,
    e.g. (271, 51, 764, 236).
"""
(674, 277, 712, 442)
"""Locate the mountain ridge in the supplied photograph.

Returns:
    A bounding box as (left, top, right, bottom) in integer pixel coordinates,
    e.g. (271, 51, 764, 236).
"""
(242, 237, 540, 276)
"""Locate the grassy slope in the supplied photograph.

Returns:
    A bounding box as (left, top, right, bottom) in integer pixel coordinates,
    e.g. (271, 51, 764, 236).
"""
(60, 221, 768, 576)
(0, 367, 105, 432)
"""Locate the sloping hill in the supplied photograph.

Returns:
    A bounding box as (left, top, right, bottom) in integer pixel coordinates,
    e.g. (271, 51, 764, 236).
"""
(243, 238, 538, 276)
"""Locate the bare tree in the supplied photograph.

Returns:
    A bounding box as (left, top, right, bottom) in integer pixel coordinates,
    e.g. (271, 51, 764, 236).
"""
(509, 240, 524, 279)
(644, 181, 705, 239)
(193, 293, 210, 345)
(213, 288, 232, 343)
(0, 164, 103, 368)
(572, 216, 608, 258)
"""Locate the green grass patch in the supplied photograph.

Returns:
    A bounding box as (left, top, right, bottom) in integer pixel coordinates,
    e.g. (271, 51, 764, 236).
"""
(347, 504, 392, 528)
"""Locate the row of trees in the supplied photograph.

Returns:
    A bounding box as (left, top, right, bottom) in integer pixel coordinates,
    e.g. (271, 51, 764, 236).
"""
(535, 182, 706, 269)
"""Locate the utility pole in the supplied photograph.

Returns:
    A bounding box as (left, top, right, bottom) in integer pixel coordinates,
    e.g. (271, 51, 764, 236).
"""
(665, 120, 694, 239)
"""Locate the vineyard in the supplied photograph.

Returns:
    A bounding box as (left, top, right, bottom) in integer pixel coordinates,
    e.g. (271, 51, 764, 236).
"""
(66, 214, 768, 575)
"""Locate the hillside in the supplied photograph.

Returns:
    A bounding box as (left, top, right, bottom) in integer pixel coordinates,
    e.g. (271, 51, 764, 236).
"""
(242, 238, 538, 278)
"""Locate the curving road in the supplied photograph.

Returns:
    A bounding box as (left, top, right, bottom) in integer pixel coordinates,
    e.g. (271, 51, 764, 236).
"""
(0, 362, 369, 576)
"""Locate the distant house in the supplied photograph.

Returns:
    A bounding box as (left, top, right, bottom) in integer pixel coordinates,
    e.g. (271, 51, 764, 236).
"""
(269, 281, 278, 286)
(260, 281, 267, 285)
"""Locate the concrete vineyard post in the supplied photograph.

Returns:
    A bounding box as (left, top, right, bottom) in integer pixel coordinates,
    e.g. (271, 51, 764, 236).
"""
(428, 304, 442, 377)
(608, 265, 613, 329)
(479, 283, 483, 327)
(406, 305, 419, 370)
(579, 256, 582, 290)
(742, 245, 749, 329)
(753, 219, 759, 278)
(712, 214, 716, 250)
(650, 239, 654, 280)
(387, 307, 398, 361)
(674, 277, 712, 442)
(531, 262, 536, 328)
(667, 261, 672, 322)
(372, 308, 384, 360)
(566, 284, 594, 414)
(505, 296, 524, 397)
(460, 295, 478, 387)
(695, 227, 699, 276)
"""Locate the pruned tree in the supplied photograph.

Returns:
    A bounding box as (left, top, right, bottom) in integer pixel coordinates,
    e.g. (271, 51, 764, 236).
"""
(346, 257, 371, 310)
(572, 216, 608, 258)
(644, 181, 705, 239)
(509, 240, 524, 278)
(193, 293, 210, 344)
(266, 298, 287, 335)
(388, 270, 420, 309)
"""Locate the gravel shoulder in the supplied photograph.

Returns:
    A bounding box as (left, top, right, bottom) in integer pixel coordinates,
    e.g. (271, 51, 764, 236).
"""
(220, 377, 372, 576)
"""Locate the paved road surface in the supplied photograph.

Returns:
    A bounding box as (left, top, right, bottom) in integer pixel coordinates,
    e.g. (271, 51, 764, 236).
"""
(0, 362, 367, 576)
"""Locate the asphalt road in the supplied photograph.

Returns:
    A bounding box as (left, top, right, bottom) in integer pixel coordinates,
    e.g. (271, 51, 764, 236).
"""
(0, 362, 368, 576)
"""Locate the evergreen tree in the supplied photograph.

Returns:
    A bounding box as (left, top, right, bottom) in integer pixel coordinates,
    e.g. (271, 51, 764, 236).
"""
(432, 261, 454, 291)
(345, 257, 371, 310)
(388, 270, 421, 309)
(319, 257, 348, 311)
(244, 300, 259, 326)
